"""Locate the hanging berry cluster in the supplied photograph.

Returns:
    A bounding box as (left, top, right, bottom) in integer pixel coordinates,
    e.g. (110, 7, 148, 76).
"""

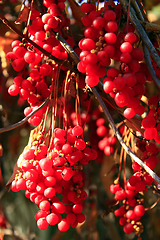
(78, 1, 152, 119)
(11, 124, 97, 231)
(142, 95, 160, 143)
(110, 140, 159, 237)
(96, 117, 117, 155)
(7, 0, 74, 126)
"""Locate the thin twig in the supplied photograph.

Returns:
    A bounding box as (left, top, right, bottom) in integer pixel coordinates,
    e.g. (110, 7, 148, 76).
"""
(131, 1, 160, 32)
(0, 98, 50, 133)
(131, 0, 146, 22)
(91, 86, 160, 185)
(143, 43, 160, 88)
(140, 21, 160, 32)
(137, 0, 149, 21)
(120, 0, 160, 70)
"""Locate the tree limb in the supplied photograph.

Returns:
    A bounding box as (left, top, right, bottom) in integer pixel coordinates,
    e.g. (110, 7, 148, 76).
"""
(143, 43, 160, 88)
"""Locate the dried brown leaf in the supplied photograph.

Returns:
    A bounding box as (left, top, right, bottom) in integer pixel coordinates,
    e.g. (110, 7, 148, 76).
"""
(28, 124, 42, 147)
(15, 5, 29, 24)
(5, 162, 21, 189)
(67, 0, 85, 28)
(68, 80, 76, 97)
(100, 154, 119, 199)
(125, 117, 144, 136)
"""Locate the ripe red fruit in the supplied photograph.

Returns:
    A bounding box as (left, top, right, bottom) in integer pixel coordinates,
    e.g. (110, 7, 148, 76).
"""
(72, 204, 83, 214)
(8, 84, 19, 96)
(46, 213, 59, 225)
(123, 223, 134, 234)
(80, 38, 96, 51)
(123, 108, 135, 119)
(66, 213, 76, 224)
(114, 206, 126, 217)
(144, 128, 157, 140)
(85, 75, 99, 87)
(103, 10, 116, 22)
(11, 58, 25, 71)
(105, 21, 118, 32)
(120, 42, 133, 53)
(113, 76, 125, 90)
(92, 17, 105, 30)
(58, 219, 70, 232)
(76, 213, 85, 223)
(115, 91, 129, 107)
(142, 116, 156, 129)
(103, 78, 113, 93)
(134, 205, 145, 217)
(39, 157, 53, 171)
(104, 33, 117, 44)
(72, 125, 83, 136)
(52, 202, 65, 214)
(37, 217, 49, 230)
(135, 181, 146, 192)
(24, 51, 35, 63)
(124, 32, 137, 44)
(81, 2, 93, 13)
(115, 189, 127, 201)
(39, 200, 51, 211)
(126, 210, 135, 219)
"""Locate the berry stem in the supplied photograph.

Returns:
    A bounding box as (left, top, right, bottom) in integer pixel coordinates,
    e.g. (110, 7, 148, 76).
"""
(91, 86, 160, 185)
(126, 0, 131, 33)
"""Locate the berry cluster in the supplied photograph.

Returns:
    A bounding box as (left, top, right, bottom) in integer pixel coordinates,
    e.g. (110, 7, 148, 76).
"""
(8, 74, 50, 126)
(7, 0, 75, 126)
(78, 2, 121, 87)
(11, 126, 97, 231)
(78, 1, 153, 119)
(141, 95, 160, 143)
(110, 140, 159, 236)
(96, 117, 117, 155)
